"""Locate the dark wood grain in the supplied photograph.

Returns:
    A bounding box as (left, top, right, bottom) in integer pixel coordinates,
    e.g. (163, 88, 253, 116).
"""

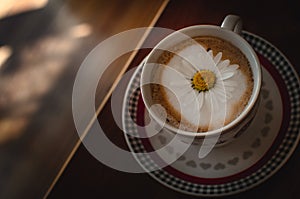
(49, 0, 300, 198)
(0, 0, 166, 198)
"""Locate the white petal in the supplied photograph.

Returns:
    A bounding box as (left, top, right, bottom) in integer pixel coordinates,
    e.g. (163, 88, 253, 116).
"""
(196, 92, 204, 110)
(209, 91, 219, 111)
(228, 64, 239, 70)
(215, 81, 235, 98)
(218, 94, 227, 103)
(180, 89, 196, 107)
(223, 80, 237, 88)
(217, 59, 230, 71)
(175, 44, 217, 71)
(180, 59, 197, 75)
(178, 44, 213, 71)
(213, 87, 226, 102)
(199, 54, 216, 70)
(196, 50, 216, 70)
(220, 71, 235, 80)
(217, 83, 233, 99)
(162, 65, 186, 77)
(225, 90, 232, 99)
(214, 82, 224, 90)
(185, 54, 202, 71)
(204, 91, 212, 109)
(214, 52, 222, 64)
(170, 80, 190, 87)
(225, 86, 235, 93)
(161, 65, 189, 84)
(221, 64, 239, 74)
(160, 65, 195, 103)
(208, 50, 213, 58)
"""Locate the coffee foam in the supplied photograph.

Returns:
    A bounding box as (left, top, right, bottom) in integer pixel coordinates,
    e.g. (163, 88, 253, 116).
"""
(151, 36, 254, 132)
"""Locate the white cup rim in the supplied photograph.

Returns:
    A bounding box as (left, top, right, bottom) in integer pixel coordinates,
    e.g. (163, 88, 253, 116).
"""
(140, 25, 261, 137)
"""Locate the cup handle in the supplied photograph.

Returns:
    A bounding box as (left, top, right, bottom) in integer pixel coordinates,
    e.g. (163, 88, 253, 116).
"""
(221, 15, 243, 35)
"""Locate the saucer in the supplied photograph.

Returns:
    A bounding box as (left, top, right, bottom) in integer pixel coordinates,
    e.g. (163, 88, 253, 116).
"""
(122, 32, 300, 196)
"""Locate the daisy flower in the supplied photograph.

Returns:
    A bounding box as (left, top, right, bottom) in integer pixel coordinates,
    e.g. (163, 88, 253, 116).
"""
(159, 43, 241, 131)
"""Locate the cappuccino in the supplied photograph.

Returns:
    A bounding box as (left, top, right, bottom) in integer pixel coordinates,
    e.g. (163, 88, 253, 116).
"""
(150, 36, 253, 132)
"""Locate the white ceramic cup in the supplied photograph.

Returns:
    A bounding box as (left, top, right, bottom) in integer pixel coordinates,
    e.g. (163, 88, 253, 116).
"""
(140, 15, 261, 146)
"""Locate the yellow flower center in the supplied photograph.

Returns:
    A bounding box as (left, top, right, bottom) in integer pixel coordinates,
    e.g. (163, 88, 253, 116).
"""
(191, 70, 216, 92)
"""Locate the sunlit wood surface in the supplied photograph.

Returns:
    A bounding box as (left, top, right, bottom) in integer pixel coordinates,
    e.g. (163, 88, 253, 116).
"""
(0, 0, 167, 198)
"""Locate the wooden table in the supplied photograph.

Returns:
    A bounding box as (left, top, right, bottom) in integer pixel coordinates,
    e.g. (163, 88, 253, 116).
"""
(0, 0, 166, 198)
(1, 0, 299, 198)
(48, 0, 300, 198)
